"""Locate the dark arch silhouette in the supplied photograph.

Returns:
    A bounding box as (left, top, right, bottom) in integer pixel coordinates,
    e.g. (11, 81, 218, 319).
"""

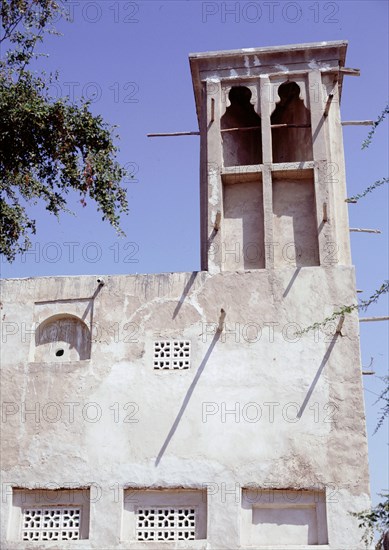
(271, 81, 313, 163)
(221, 86, 262, 167)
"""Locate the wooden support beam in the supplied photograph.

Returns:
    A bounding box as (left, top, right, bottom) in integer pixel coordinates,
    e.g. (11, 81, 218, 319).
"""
(359, 316, 389, 322)
(147, 131, 200, 137)
(339, 67, 361, 76)
(323, 202, 328, 222)
(214, 211, 221, 231)
(271, 123, 311, 129)
(345, 198, 357, 203)
(149, 122, 313, 136)
(349, 228, 381, 234)
(336, 315, 345, 334)
(211, 98, 215, 123)
(220, 125, 261, 133)
(220, 123, 311, 133)
(217, 308, 226, 332)
(341, 120, 374, 126)
(324, 94, 334, 117)
(362, 371, 375, 375)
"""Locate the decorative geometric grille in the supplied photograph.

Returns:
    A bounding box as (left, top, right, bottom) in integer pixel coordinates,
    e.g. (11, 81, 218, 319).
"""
(153, 340, 191, 370)
(22, 507, 81, 541)
(136, 507, 196, 541)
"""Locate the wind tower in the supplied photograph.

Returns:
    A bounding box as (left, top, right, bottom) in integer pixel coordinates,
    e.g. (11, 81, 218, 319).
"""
(190, 41, 352, 273)
(187, 40, 370, 548)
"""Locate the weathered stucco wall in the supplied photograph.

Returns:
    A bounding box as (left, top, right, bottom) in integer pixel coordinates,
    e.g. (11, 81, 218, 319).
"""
(223, 180, 265, 270)
(272, 178, 319, 268)
(1, 266, 370, 548)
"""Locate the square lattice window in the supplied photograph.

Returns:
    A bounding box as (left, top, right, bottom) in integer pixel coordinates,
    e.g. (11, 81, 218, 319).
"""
(9, 488, 90, 542)
(22, 507, 81, 541)
(122, 489, 207, 542)
(136, 506, 196, 541)
(153, 340, 191, 370)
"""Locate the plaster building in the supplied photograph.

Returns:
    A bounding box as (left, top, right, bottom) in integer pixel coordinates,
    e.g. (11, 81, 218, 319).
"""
(1, 41, 371, 549)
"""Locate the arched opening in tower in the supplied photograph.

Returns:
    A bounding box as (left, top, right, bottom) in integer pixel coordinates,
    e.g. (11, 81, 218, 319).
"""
(221, 86, 262, 167)
(271, 81, 313, 163)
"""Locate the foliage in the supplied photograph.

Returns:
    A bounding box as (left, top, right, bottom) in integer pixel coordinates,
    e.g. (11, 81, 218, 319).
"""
(1, 0, 61, 72)
(346, 104, 388, 203)
(300, 98, 388, 337)
(346, 177, 388, 204)
(351, 108, 389, 549)
(362, 105, 389, 150)
(374, 375, 389, 435)
(0, 0, 128, 262)
(298, 281, 389, 336)
(351, 495, 389, 550)
(299, 105, 389, 545)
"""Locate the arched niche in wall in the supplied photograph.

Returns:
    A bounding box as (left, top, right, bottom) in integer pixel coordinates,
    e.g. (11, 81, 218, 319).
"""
(221, 85, 262, 167)
(271, 81, 313, 163)
(34, 314, 91, 362)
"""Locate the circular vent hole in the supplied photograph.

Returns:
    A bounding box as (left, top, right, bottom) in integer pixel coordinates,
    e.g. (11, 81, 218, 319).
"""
(55, 349, 64, 357)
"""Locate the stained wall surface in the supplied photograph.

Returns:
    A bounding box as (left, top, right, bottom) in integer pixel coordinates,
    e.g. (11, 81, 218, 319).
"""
(223, 180, 265, 270)
(1, 268, 370, 549)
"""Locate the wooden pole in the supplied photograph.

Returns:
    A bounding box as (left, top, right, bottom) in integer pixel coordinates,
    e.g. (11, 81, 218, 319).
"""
(214, 211, 221, 231)
(220, 124, 311, 133)
(217, 309, 226, 332)
(341, 120, 374, 126)
(147, 131, 200, 137)
(339, 68, 360, 76)
(270, 123, 311, 129)
(220, 125, 261, 132)
(336, 315, 345, 333)
(323, 202, 328, 222)
(349, 228, 381, 234)
(359, 316, 389, 323)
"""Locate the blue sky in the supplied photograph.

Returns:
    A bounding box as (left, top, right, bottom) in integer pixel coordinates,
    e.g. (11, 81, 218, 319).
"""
(1, 0, 388, 507)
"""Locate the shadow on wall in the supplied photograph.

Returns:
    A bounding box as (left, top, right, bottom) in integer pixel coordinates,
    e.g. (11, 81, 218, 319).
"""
(297, 333, 339, 419)
(223, 180, 265, 270)
(272, 178, 320, 268)
(173, 272, 198, 319)
(155, 329, 221, 466)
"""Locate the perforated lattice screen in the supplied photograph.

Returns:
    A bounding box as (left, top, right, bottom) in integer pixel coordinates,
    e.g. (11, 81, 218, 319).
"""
(22, 507, 81, 541)
(136, 507, 196, 540)
(153, 341, 191, 370)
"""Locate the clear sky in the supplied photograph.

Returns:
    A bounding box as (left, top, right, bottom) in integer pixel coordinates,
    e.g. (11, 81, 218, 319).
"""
(1, 0, 388, 508)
